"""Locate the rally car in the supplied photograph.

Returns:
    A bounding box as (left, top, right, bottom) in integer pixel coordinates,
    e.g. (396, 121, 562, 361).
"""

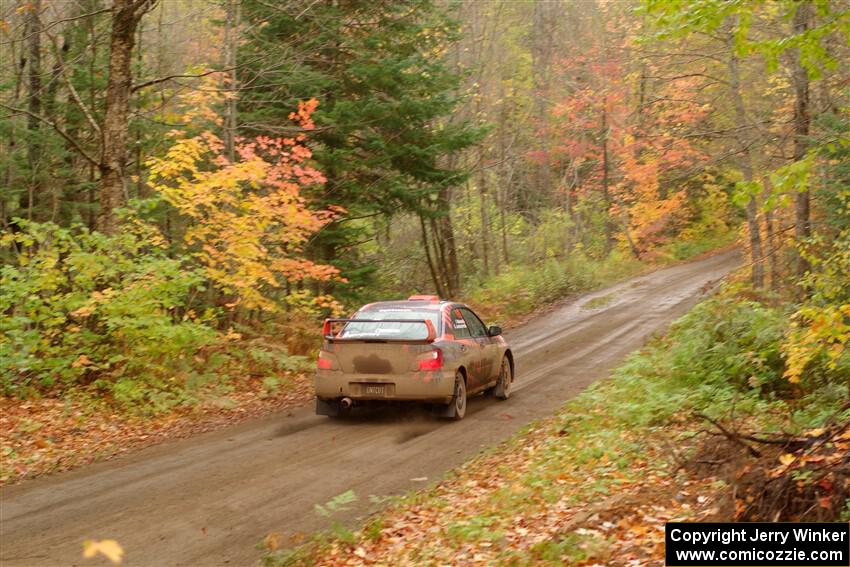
(315, 295, 514, 420)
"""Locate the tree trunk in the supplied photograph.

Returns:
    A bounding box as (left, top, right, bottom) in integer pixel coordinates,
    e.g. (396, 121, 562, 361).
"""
(499, 182, 510, 266)
(25, 0, 43, 220)
(97, 0, 152, 234)
(420, 214, 447, 298)
(86, 5, 99, 231)
(478, 156, 490, 277)
(496, 103, 511, 269)
(492, 152, 503, 276)
(600, 105, 615, 256)
(617, 202, 640, 259)
(561, 166, 572, 258)
(222, 0, 239, 162)
(428, 151, 461, 297)
(3, 19, 23, 228)
(529, 0, 554, 214)
(726, 19, 764, 289)
(134, 18, 144, 198)
(46, 32, 72, 222)
(792, 1, 812, 283)
(434, 203, 461, 297)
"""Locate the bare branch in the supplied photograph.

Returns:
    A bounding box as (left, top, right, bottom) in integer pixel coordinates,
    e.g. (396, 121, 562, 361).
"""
(0, 7, 113, 47)
(696, 413, 762, 458)
(131, 68, 229, 93)
(43, 26, 102, 139)
(0, 103, 99, 167)
(131, 55, 266, 93)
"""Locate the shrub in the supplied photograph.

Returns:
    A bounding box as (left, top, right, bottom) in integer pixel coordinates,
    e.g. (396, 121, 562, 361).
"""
(666, 296, 787, 393)
(467, 251, 644, 322)
(0, 220, 214, 400)
(611, 292, 848, 429)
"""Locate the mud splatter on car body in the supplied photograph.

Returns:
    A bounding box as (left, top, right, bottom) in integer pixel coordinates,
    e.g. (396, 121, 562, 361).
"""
(315, 296, 514, 419)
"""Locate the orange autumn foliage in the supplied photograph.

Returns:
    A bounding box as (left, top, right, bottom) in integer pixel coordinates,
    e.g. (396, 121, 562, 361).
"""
(147, 99, 344, 312)
(546, 9, 709, 253)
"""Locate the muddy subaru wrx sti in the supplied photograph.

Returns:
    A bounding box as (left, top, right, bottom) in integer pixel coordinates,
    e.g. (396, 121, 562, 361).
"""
(315, 296, 514, 420)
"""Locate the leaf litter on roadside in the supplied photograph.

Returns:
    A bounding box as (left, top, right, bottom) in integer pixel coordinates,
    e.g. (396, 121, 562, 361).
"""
(266, 392, 726, 567)
(0, 372, 313, 485)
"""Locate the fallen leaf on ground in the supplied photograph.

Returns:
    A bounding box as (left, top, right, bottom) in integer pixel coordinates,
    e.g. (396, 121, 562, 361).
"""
(83, 539, 124, 564)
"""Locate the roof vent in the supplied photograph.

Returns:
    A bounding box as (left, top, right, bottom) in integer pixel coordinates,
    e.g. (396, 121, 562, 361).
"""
(408, 294, 440, 302)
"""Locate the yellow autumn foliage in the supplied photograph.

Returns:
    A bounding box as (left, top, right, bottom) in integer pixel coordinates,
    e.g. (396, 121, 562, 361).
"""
(146, 102, 344, 313)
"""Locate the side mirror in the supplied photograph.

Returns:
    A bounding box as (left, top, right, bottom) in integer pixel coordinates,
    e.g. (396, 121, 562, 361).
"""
(487, 325, 502, 337)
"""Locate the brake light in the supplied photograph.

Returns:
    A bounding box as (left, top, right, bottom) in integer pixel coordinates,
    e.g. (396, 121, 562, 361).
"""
(317, 355, 333, 370)
(417, 349, 443, 371)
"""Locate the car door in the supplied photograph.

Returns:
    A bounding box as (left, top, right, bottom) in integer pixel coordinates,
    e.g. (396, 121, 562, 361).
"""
(447, 306, 482, 387)
(459, 307, 496, 391)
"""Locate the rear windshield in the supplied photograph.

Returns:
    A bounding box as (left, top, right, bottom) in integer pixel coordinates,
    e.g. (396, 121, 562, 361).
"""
(340, 308, 441, 340)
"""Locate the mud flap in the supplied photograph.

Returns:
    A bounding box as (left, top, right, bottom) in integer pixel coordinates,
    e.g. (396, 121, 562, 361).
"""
(437, 401, 458, 419)
(316, 397, 341, 417)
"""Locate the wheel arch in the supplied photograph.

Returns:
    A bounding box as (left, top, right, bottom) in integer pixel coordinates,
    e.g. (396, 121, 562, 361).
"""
(504, 350, 515, 377)
(456, 365, 468, 384)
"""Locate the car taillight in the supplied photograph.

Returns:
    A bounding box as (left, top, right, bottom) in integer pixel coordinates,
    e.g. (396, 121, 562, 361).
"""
(317, 356, 332, 370)
(417, 349, 443, 371)
(322, 319, 332, 337)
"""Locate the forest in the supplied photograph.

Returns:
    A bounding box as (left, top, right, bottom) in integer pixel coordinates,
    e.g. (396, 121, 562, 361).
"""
(0, 0, 849, 564)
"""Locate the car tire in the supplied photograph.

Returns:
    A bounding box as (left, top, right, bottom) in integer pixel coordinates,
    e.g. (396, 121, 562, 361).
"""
(445, 372, 467, 420)
(493, 357, 512, 400)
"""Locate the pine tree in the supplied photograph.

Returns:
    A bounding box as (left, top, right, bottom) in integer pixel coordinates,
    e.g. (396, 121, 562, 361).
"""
(238, 0, 484, 295)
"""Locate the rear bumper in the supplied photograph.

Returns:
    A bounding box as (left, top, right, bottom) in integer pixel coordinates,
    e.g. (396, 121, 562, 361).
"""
(315, 369, 455, 403)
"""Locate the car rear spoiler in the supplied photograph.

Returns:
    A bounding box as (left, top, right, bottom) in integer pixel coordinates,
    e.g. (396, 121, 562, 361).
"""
(322, 318, 436, 343)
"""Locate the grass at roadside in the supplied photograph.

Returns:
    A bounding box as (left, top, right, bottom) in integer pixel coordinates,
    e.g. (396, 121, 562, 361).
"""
(264, 289, 849, 566)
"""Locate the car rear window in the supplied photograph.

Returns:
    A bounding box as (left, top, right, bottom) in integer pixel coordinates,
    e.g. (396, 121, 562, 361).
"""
(340, 308, 441, 340)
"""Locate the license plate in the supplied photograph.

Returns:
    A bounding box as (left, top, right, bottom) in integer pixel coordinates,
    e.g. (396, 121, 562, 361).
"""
(364, 385, 385, 395)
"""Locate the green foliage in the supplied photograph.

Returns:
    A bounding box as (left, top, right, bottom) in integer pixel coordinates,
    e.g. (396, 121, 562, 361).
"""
(666, 232, 734, 262)
(665, 297, 787, 393)
(642, 0, 850, 78)
(531, 532, 611, 564)
(314, 490, 358, 518)
(784, 228, 850, 385)
(783, 119, 850, 386)
(468, 251, 644, 322)
(0, 220, 212, 398)
(816, 111, 850, 233)
(0, 220, 305, 413)
(446, 515, 504, 543)
(239, 0, 484, 295)
(262, 545, 317, 567)
(610, 292, 847, 429)
(671, 175, 736, 261)
(363, 517, 385, 542)
(840, 499, 850, 523)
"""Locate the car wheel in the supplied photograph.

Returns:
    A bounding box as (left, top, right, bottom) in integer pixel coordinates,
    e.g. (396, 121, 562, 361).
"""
(447, 372, 467, 420)
(493, 357, 512, 400)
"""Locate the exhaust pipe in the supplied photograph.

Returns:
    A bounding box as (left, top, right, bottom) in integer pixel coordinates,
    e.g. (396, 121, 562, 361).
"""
(340, 397, 353, 410)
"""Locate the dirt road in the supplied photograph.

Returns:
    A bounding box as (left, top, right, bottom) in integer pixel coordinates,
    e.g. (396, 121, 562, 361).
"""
(0, 251, 740, 567)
